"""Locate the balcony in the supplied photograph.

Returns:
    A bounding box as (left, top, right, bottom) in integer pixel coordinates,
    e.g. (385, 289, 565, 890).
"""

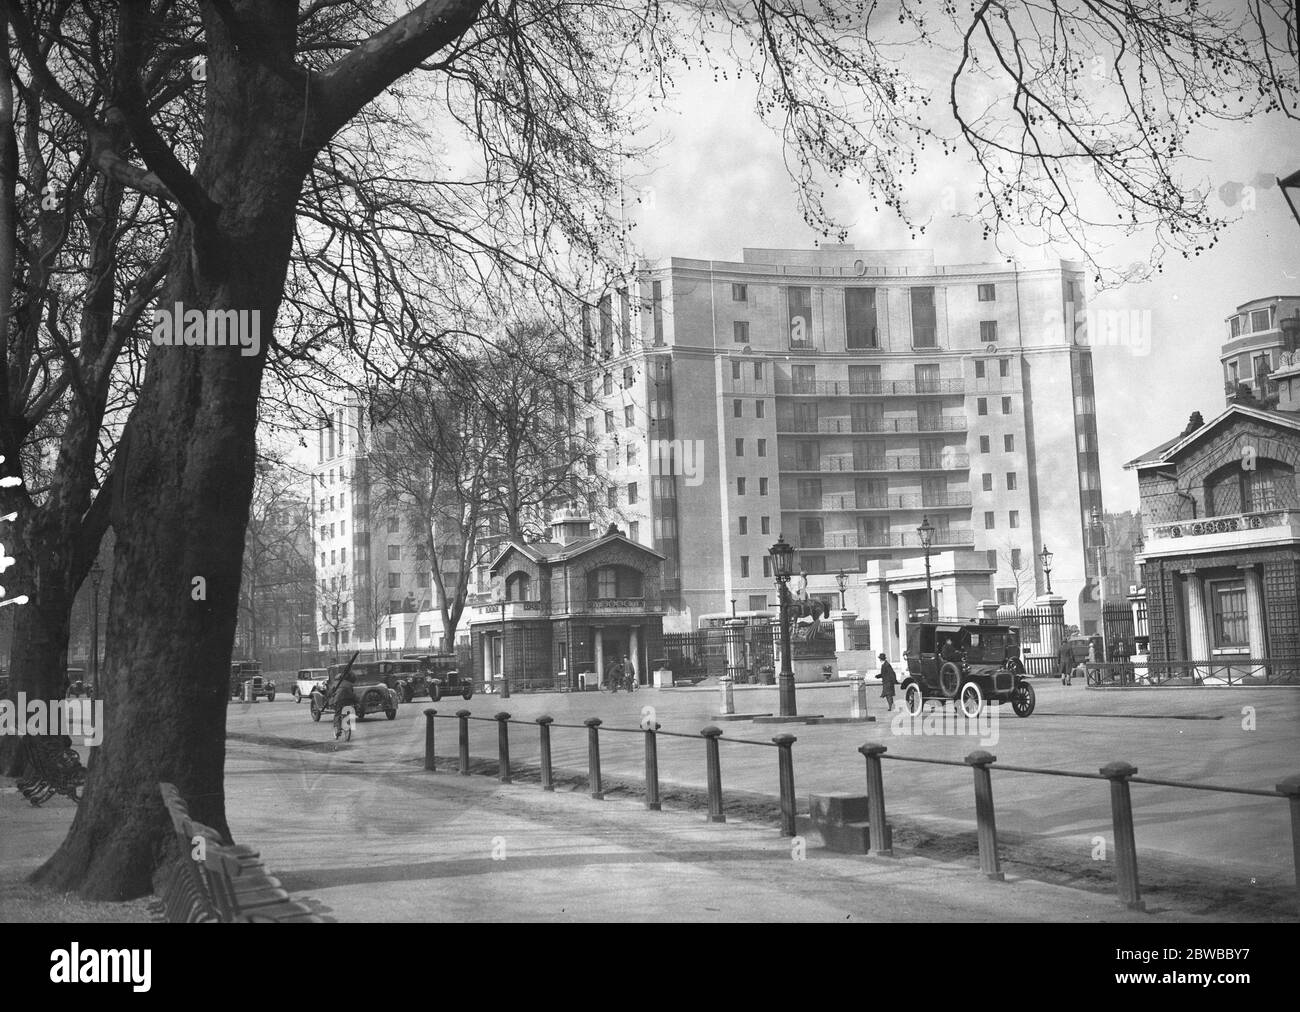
(824, 528, 975, 550)
(1144, 509, 1300, 556)
(774, 377, 966, 396)
(779, 453, 970, 473)
(782, 491, 974, 511)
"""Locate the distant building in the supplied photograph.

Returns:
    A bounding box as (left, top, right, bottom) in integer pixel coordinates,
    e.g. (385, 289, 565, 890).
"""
(575, 245, 1104, 631)
(1219, 296, 1300, 407)
(1127, 404, 1300, 664)
(468, 509, 665, 690)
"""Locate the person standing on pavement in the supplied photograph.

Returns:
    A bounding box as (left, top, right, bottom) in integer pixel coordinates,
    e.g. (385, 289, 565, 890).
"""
(1058, 640, 1077, 686)
(877, 653, 897, 711)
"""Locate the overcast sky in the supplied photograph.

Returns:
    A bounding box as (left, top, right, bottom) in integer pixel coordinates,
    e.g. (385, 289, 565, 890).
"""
(619, 66, 1300, 515)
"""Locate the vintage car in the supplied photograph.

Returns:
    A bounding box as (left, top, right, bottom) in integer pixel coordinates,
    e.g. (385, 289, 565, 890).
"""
(403, 653, 473, 702)
(901, 620, 1036, 719)
(229, 660, 276, 701)
(293, 667, 328, 703)
(373, 659, 428, 704)
(309, 658, 398, 722)
(65, 667, 95, 698)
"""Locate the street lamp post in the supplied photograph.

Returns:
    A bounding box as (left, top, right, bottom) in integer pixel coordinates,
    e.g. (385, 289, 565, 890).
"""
(768, 535, 797, 718)
(1039, 544, 1054, 595)
(917, 516, 935, 619)
(835, 569, 848, 611)
(89, 563, 104, 688)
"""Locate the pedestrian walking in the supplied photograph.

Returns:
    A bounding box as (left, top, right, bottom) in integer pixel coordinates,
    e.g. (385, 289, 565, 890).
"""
(877, 653, 897, 711)
(1058, 639, 1076, 686)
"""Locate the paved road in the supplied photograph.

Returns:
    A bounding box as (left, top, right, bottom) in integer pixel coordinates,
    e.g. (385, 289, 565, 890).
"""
(229, 679, 1299, 890)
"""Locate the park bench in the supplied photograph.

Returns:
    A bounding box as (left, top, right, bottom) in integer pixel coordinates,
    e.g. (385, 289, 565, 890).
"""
(16, 735, 86, 806)
(158, 782, 322, 923)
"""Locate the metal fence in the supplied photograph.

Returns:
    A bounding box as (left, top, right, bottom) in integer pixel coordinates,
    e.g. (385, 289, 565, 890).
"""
(1087, 657, 1300, 687)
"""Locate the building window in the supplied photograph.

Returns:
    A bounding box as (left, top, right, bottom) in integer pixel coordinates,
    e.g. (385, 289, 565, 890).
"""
(620, 366, 632, 389)
(1004, 434, 1015, 452)
(388, 544, 401, 561)
(984, 511, 995, 530)
(1006, 472, 1017, 490)
(999, 358, 1010, 377)
(652, 280, 664, 346)
(977, 397, 988, 415)
(788, 286, 813, 347)
(762, 557, 772, 578)
(757, 439, 767, 457)
(1008, 510, 1020, 528)
(759, 477, 769, 495)
(388, 515, 399, 534)
(754, 362, 763, 380)
(975, 360, 985, 379)
(1002, 397, 1012, 414)
(330, 549, 337, 564)
(417, 572, 429, 587)
(1010, 548, 1021, 568)
(604, 409, 615, 433)
(756, 400, 765, 418)
(1249, 308, 1272, 333)
(978, 283, 996, 302)
(910, 287, 937, 347)
(627, 444, 637, 466)
(607, 486, 617, 509)
(738, 516, 748, 535)
(735, 438, 744, 457)
(845, 287, 878, 349)
(629, 520, 640, 541)
(584, 378, 594, 399)
(732, 283, 748, 302)
(734, 399, 743, 418)
(737, 477, 746, 495)
(980, 321, 998, 343)
(996, 587, 1015, 605)
(1209, 580, 1249, 649)
(603, 373, 613, 394)
(732, 361, 742, 380)
(385, 627, 396, 641)
(341, 548, 346, 564)
(982, 473, 993, 491)
(388, 572, 401, 588)
(740, 556, 750, 577)
(586, 455, 596, 475)
(628, 482, 638, 504)
(733, 321, 750, 344)
(749, 593, 768, 611)
(624, 405, 635, 427)
(979, 436, 991, 453)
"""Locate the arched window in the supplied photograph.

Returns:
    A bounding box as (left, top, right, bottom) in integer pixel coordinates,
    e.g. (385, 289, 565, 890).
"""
(505, 572, 531, 601)
(587, 565, 643, 600)
(1205, 458, 1298, 516)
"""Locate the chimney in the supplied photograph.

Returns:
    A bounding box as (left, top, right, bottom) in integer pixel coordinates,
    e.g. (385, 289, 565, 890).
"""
(550, 506, 592, 547)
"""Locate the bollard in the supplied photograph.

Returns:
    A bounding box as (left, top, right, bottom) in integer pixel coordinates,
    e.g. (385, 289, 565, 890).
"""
(858, 744, 893, 856)
(848, 677, 868, 719)
(773, 734, 797, 837)
(965, 750, 1004, 881)
(537, 715, 555, 792)
(423, 708, 437, 772)
(1100, 761, 1145, 911)
(456, 709, 472, 776)
(701, 726, 725, 823)
(644, 721, 662, 811)
(585, 717, 604, 800)
(495, 712, 512, 783)
(719, 676, 735, 715)
(1276, 774, 1300, 917)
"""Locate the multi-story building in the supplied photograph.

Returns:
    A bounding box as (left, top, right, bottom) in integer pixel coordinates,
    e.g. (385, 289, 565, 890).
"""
(576, 245, 1104, 631)
(1220, 296, 1300, 406)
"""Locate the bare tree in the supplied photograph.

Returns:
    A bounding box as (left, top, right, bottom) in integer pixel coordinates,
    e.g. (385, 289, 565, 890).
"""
(237, 457, 312, 663)
(998, 541, 1037, 609)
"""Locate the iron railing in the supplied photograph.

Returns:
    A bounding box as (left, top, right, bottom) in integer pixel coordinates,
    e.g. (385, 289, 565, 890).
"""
(1087, 657, 1300, 687)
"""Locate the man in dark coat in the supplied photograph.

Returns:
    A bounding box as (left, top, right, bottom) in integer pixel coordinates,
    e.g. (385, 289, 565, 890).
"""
(1058, 640, 1076, 686)
(877, 653, 897, 711)
(330, 652, 361, 737)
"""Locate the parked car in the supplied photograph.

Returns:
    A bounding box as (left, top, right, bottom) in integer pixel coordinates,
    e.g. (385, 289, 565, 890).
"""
(293, 668, 328, 703)
(229, 660, 275, 701)
(403, 653, 473, 701)
(309, 659, 398, 722)
(376, 659, 429, 703)
(901, 620, 1036, 719)
(66, 667, 95, 698)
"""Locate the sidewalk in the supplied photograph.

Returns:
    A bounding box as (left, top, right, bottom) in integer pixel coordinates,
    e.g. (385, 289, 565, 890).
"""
(0, 739, 1268, 922)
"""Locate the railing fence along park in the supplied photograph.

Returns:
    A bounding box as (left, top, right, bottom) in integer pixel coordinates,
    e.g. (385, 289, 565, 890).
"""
(421, 709, 1300, 916)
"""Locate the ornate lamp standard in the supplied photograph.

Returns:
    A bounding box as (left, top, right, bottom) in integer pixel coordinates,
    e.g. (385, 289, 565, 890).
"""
(917, 515, 935, 619)
(89, 562, 104, 688)
(1133, 533, 1145, 588)
(1040, 544, 1054, 594)
(835, 568, 848, 611)
(768, 535, 797, 717)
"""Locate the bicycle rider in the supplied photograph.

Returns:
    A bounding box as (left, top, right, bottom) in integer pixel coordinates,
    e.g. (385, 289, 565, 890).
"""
(331, 654, 360, 739)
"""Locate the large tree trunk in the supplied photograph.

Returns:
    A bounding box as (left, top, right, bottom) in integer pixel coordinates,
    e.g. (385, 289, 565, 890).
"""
(33, 68, 312, 902)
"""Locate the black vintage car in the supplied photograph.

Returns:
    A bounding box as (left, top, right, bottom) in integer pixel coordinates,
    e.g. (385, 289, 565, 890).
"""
(229, 660, 275, 701)
(309, 657, 398, 723)
(402, 653, 473, 702)
(901, 620, 1036, 719)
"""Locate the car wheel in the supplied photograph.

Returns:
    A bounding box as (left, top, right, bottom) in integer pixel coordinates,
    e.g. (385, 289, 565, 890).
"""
(959, 681, 984, 719)
(310, 700, 322, 722)
(293, 687, 301, 704)
(430, 683, 443, 703)
(938, 662, 962, 697)
(386, 708, 397, 720)
(267, 688, 276, 702)
(401, 683, 414, 704)
(903, 683, 924, 717)
(1011, 681, 1036, 718)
